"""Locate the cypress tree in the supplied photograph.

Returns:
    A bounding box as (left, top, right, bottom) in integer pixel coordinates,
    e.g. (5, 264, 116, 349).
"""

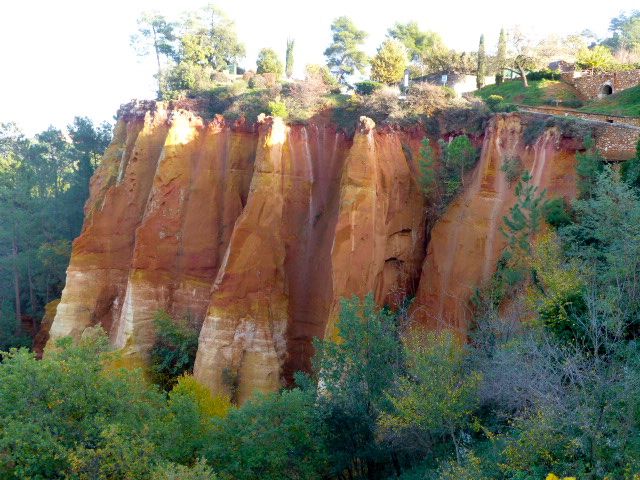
(496, 28, 507, 84)
(285, 38, 295, 78)
(477, 34, 487, 89)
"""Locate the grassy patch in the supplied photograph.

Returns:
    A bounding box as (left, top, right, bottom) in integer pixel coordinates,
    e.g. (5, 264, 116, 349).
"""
(475, 79, 582, 107)
(579, 84, 640, 117)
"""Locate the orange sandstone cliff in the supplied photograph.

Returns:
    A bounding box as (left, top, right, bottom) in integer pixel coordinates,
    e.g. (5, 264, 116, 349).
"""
(45, 102, 585, 400)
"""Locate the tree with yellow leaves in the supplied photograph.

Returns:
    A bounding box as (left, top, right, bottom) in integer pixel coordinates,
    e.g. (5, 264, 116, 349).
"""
(370, 39, 408, 85)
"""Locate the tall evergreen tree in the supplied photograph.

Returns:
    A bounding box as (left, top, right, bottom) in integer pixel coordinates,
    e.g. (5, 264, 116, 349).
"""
(477, 34, 487, 89)
(370, 39, 407, 85)
(495, 28, 507, 84)
(285, 38, 295, 79)
(256, 48, 284, 78)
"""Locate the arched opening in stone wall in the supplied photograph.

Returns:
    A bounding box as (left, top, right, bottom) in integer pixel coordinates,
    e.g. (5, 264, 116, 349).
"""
(600, 84, 613, 96)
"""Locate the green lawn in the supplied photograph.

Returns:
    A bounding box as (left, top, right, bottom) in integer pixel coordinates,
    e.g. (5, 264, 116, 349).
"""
(579, 84, 640, 117)
(475, 79, 583, 107)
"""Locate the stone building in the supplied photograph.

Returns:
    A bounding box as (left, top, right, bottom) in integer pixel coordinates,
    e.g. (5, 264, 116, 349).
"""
(411, 72, 496, 96)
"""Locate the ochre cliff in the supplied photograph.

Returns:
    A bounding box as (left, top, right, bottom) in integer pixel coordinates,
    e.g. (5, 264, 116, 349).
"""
(411, 115, 577, 332)
(45, 103, 583, 401)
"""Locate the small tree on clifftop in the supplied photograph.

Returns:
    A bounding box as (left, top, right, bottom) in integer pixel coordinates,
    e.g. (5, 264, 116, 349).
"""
(256, 48, 284, 78)
(370, 39, 407, 85)
(506, 28, 538, 87)
(131, 12, 177, 97)
(324, 16, 368, 85)
(387, 21, 446, 69)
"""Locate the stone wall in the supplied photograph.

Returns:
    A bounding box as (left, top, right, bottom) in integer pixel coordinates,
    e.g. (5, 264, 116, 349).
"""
(594, 123, 640, 160)
(519, 105, 640, 127)
(561, 69, 640, 100)
(519, 107, 640, 161)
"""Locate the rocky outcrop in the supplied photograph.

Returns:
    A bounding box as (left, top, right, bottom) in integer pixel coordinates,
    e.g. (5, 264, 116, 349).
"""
(46, 104, 580, 401)
(48, 106, 170, 342)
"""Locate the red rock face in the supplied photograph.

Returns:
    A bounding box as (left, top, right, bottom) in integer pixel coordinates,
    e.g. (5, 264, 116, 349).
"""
(45, 105, 579, 400)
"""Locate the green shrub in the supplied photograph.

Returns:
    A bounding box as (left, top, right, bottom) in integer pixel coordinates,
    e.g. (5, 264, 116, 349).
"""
(526, 69, 561, 81)
(543, 197, 572, 228)
(0, 330, 166, 479)
(442, 85, 456, 99)
(160, 63, 216, 100)
(418, 138, 437, 197)
(149, 311, 199, 391)
(355, 80, 383, 95)
(575, 135, 605, 198)
(331, 95, 362, 136)
(486, 95, 504, 112)
(152, 459, 218, 480)
(501, 155, 523, 183)
(205, 389, 329, 480)
(442, 134, 478, 185)
(523, 117, 548, 145)
(268, 99, 288, 118)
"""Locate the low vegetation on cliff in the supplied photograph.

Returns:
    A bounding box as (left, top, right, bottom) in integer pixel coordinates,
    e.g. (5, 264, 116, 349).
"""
(126, 5, 640, 135)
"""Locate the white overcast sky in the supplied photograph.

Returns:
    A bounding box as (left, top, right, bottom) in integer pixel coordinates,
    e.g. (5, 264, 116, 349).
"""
(1, 0, 637, 135)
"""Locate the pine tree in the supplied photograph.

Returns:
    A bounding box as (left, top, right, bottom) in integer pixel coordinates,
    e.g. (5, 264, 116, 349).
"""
(285, 38, 295, 79)
(476, 34, 487, 89)
(418, 138, 437, 197)
(501, 171, 546, 254)
(576, 135, 605, 199)
(495, 28, 507, 84)
(324, 16, 368, 85)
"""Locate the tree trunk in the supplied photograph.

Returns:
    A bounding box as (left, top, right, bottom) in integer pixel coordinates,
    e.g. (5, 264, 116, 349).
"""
(519, 66, 529, 87)
(450, 426, 462, 465)
(152, 25, 162, 97)
(11, 225, 21, 333)
(27, 260, 37, 333)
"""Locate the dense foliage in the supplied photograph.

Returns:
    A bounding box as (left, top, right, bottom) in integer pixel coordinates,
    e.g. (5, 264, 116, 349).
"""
(0, 119, 110, 350)
(149, 310, 200, 391)
(0, 331, 227, 478)
(256, 48, 284, 78)
(370, 39, 408, 85)
(324, 16, 369, 85)
(4, 6, 640, 479)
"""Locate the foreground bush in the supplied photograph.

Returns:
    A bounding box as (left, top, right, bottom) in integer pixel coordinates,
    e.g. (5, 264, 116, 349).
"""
(205, 389, 329, 480)
(0, 329, 228, 479)
(0, 330, 165, 479)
